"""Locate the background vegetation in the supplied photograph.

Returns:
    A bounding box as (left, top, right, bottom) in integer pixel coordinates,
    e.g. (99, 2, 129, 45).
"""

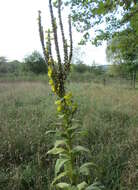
(0, 51, 137, 88)
(0, 81, 138, 190)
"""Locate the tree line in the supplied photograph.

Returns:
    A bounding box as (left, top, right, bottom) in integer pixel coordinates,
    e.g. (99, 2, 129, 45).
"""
(0, 51, 47, 75)
(0, 50, 138, 88)
(0, 51, 105, 76)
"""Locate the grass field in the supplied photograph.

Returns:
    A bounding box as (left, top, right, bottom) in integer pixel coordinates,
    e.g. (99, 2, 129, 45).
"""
(0, 81, 138, 190)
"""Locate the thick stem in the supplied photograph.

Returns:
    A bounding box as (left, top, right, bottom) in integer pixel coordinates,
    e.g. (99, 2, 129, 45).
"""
(63, 111, 77, 185)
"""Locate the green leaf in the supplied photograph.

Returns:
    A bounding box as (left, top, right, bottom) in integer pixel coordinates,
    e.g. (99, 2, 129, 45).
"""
(47, 147, 65, 155)
(45, 130, 56, 135)
(56, 182, 70, 189)
(74, 131, 88, 138)
(86, 182, 102, 190)
(54, 140, 67, 148)
(60, 152, 70, 159)
(79, 166, 89, 176)
(79, 162, 96, 176)
(80, 162, 96, 171)
(72, 146, 90, 154)
(67, 125, 80, 138)
(67, 125, 79, 133)
(69, 187, 78, 190)
(58, 114, 65, 119)
(52, 172, 68, 185)
(55, 158, 69, 176)
(77, 181, 88, 190)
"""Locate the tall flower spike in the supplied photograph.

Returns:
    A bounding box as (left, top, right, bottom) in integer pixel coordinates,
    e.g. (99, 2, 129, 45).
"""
(47, 30, 53, 60)
(38, 10, 48, 64)
(64, 15, 73, 76)
(49, 0, 62, 70)
(58, 0, 68, 66)
(68, 15, 73, 66)
(46, 29, 54, 65)
(38, 1, 99, 189)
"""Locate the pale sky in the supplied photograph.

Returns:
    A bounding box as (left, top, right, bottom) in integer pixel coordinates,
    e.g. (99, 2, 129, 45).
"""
(0, 0, 107, 65)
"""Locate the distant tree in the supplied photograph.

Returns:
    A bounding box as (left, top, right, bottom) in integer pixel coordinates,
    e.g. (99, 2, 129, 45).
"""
(23, 51, 47, 74)
(73, 63, 89, 73)
(0, 57, 22, 75)
(8, 60, 21, 74)
(72, 46, 85, 64)
(0, 56, 8, 74)
(71, 46, 89, 73)
(90, 61, 104, 75)
(0, 56, 7, 65)
(106, 64, 128, 78)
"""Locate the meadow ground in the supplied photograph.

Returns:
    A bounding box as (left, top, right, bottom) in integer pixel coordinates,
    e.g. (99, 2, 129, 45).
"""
(0, 81, 138, 190)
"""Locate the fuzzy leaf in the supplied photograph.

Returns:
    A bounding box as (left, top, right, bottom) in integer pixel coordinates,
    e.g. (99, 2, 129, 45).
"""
(75, 130, 88, 137)
(67, 125, 79, 133)
(77, 181, 88, 190)
(80, 162, 96, 168)
(86, 182, 102, 190)
(55, 140, 67, 148)
(56, 182, 70, 189)
(70, 187, 78, 190)
(72, 146, 90, 154)
(45, 130, 56, 135)
(58, 114, 65, 119)
(80, 162, 96, 173)
(79, 166, 89, 176)
(47, 147, 65, 155)
(79, 162, 96, 176)
(55, 158, 69, 176)
(52, 172, 68, 185)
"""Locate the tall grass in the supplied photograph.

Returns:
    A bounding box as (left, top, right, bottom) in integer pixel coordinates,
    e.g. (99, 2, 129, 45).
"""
(0, 81, 138, 189)
(0, 73, 137, 89)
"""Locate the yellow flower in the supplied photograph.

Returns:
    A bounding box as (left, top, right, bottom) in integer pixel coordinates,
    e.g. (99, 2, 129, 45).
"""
(64, 92, 72, 100)
(49, 79, 53, 86)
(48, 58, 52, 65)
(51, 85, 56, 93)
(64, 92, 72, 106)
(48, 67, 52, 77)
(65, 99, 72, 106)
(55, 100, 61, 105)
(57, 105, 62, 112)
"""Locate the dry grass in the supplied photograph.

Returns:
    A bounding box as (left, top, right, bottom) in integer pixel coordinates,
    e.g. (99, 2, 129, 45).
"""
(0, 81, 138, 190)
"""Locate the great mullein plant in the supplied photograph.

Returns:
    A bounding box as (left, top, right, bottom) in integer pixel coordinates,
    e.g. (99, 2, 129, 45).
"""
(38, 0, 101, 189)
